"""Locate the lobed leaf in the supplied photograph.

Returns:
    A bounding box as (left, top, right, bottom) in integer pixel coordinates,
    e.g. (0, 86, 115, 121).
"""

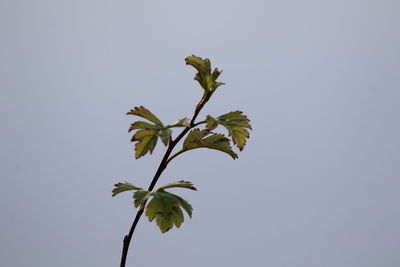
(145, 190, 193, 233)
(132, 129, 159, 159)
(185, 55, 211, 74)
(127, 107, 172, 158)
(171, 193, 193, 218)
(113, 180, 197, 232)
(217, 111, 251, 150)
(129, 121, 160, 132)
(205, 115, 218, 131)
(133, 190, 150, 207)
(171, 205, 184, 228)
(182, 129, 238, 159)
(183, 128, 208, 147)
(185, 55, 224, 92)
(159, 128, 172, 146)
(157, 180, 197, 191)
(201, 133, 238, 159)
(127, 106, 163, 126)
(112, 182, 143, 197)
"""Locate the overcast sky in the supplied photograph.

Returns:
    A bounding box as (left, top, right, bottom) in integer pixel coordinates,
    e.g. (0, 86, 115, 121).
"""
(1, 0, 399, 266)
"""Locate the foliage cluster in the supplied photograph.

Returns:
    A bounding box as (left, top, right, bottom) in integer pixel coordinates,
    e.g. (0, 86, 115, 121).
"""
(113, 55, 252, 266)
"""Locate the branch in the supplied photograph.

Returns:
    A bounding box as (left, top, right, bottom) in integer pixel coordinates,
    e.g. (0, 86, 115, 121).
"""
(120, 95, 210, 267)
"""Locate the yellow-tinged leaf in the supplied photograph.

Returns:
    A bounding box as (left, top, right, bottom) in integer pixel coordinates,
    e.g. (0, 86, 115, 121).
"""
(112, 183, 143, 197)
(129, 121, 160, 132)
(205, 115, 218, 131)
(145, 190, 194, 233)
(185, 55, 224, 92)
(157, 180, 197, 191)
(217, 111, 251, 151)
(127, 106, 163, 126)
(185, 55, 211, 74)
(127, 107, 172, 158)
(182, 129, 238, 159)
(132, 129, 159, 159)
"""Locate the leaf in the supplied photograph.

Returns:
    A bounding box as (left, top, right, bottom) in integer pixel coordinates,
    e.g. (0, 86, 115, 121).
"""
(183, 128, 208, 146)
(205, 115, 218, 131)
(171, 205, 184, 228)
(127, 107, 172, 158)
(127, 106, 163, 126)
(167, 117, 191, 128)
(159, 128, 172, 146)
(185, 55, 225, 92)
(133, 190, 150, 207)
(132, 129, 159, 159)
(157, 180, 197, 191)
(128, 121, 160, 132)
(112, 182, 143, 197)
(172, 193, 193, 218)
(185, 55, 211, 74)
(113, 180, 197, 232)
(182, 129, 238, 159)
(217, 111, 252, 151)
(145, 190, 194, 233)
(211, 67, 222, 81)
(201, 133, 238, 159)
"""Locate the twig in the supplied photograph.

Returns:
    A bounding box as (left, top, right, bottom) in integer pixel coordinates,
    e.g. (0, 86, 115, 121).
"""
(119, 93, 210, 267)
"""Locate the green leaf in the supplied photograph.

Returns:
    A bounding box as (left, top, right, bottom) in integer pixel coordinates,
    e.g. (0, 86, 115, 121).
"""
(159, 128, 172, 146)
(211, 67, 222, 81)
(133, 190, 150, 207)
(128, 121, 160, 132)
(217, 111, 252, 151)
(127, 107, 172, 158)
(127, 106, 163, 126)
(185, 55, 211, 74)
(183, 128, 208, 146)
(113, 181, 196, 233)
(205, 115, 218, 131)
(145, 190, 193, 233)
(145, 194, 161, 221)
(171, 205, 184, 228)
(185, 55, 225, 92)
(132, 129, 159, 159)
(182, 129, 238, 159)
(157, 180, 197, 191)
(112, 182, 143, 197)
(172, 193, 193, 218)
(201, 133, 238, 159)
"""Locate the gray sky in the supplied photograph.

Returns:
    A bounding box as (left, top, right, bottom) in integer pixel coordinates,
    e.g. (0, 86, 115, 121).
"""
(1, 0, 399, 266)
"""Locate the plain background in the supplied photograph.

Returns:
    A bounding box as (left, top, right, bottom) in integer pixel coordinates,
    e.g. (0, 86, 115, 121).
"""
(1, 0, 399, 266)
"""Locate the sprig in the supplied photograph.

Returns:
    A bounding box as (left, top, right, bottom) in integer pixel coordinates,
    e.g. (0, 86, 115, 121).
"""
(113, 181, 196, 233)
(114, 55, 252, 267)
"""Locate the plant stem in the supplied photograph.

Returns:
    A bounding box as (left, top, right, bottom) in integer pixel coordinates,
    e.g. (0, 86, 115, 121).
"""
(119, 94, 209, 267)
(165, 150, 185, 165)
